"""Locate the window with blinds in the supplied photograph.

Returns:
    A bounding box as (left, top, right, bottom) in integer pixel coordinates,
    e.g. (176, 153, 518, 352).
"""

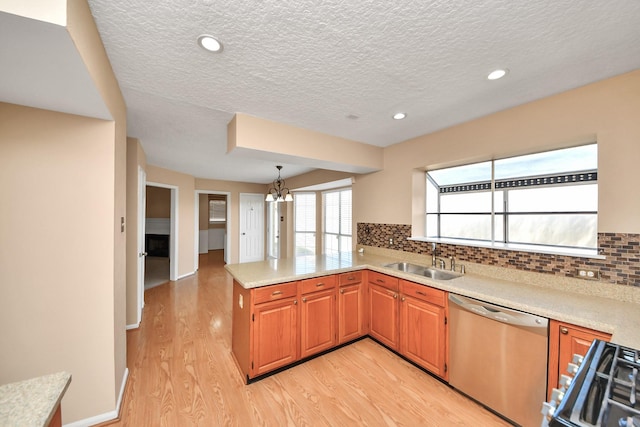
(294, 193, 316, 256)
(209, 196, 226, 223)
(426, 144, 598, 250)
(323, 188, 352, 254)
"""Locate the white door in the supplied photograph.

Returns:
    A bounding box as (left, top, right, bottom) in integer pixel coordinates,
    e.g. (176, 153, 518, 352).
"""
(267, 202, 280, 259)
(137, 167, 147, 323)
(239, 193, 264, 263)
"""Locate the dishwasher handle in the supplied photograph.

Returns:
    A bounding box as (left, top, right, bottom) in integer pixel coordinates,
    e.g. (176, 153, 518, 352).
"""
(449, 293, 548, 335)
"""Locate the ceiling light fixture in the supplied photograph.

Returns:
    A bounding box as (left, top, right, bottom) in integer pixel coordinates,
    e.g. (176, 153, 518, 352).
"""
(265, 166, 293, 202)
(197, 34, 223, 52)
(487, 69, 508, 80)
(393, 112, 407, 120)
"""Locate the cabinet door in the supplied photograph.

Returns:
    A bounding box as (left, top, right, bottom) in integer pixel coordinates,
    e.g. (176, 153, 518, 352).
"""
(338, 283, 365, 344)
(400, 295, 447, 378)
(300, 288, 337, 359)
(547, 320, 611, 399)
(369, 282, 399, 350)
(252, 297, 298, 377)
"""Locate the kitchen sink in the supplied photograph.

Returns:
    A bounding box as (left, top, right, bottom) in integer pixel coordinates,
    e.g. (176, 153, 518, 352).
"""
(383, 262, 423, 273)
(383, 263, 461, 280)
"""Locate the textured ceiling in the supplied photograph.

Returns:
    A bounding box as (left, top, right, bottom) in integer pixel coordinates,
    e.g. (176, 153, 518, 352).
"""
(86, 0, 640, 183)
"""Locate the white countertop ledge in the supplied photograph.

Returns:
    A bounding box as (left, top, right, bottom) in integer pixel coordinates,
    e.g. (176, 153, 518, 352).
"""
(0, 371, 71, 427)
(225, 251, 640, 349)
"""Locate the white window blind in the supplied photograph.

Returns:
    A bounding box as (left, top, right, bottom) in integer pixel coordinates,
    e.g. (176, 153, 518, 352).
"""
(323, 188, 352, 254)
(209, 197, 226, 222)
(294, 193, 316, 256)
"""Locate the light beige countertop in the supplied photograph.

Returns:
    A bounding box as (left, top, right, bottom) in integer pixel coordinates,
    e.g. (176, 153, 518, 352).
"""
(225, 249, 640, 349)
(0, 371, 71, 427)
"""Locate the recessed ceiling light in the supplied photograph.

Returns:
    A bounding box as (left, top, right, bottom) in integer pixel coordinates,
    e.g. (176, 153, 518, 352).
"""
(392, 112, 407, 120)
(197, 34, 223, 52)
(487, 69, 508, 80)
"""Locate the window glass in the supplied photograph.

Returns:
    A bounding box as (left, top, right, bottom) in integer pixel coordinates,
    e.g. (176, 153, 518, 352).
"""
(508, 185, 597, 212)
(323, 188, 352, 254)
(294, 193, 316, 256)
(494, 144, 597, 180)
(209, 199, 226, 222)
(426, 143, 597, 250)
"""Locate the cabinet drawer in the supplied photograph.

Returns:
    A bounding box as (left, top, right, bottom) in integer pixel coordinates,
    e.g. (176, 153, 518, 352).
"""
(301, 275, 337, 294)
(400, 280, 445, 307)
(253, 281, 298, 304)
(368, 271, 399, 291)
(339, 271, 362, 286)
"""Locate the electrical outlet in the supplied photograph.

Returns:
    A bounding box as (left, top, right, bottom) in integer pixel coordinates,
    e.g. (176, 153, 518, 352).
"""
(389, 238, 394, 245)
(576, 268, 600, 280)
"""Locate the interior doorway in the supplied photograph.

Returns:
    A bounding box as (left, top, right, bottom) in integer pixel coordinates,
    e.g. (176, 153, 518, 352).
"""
(194, 190, 231, 272)
(267, 201, 282, 259)
(239, 193, 265, 263)
(144, 183, 178, 289)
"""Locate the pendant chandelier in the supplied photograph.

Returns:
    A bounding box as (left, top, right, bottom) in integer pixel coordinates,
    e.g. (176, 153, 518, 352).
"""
(265, 165, 293, 202)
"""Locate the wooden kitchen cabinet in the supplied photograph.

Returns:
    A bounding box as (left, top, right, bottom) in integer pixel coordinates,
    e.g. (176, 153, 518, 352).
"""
(252, 294, 299, 377)
(399, 280, 448, 379)
(231, 280, 300, 381)
(300, 275, 337, 359)
(547, 319, 611, 399)
(368, 272, 399, 350)
(338, 271, 366, 344)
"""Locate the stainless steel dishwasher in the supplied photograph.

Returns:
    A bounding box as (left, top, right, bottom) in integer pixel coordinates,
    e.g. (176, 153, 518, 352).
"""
(448, 293, 548, 427)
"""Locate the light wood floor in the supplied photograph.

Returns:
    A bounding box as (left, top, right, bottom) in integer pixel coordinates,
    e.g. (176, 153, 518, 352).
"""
(108, 250, 512, 426)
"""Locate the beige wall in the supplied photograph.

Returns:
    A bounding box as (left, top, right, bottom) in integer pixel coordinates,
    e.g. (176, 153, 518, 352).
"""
(354, 70, 640, 235)
(0, 1, 127, 423)
(66, 0, 128, 415)
(199, 194, 209, 230)
(146, 186, 171, 218)
(146, 165, 195, 277)
(0, 103, 117, 421)
(195, 178, 267, 264)
(125, 137, 146, 327)
(229, 113, 384, 173)
(0, 0, 67, 25)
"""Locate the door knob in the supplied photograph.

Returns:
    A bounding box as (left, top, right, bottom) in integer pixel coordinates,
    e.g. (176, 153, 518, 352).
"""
(560, 327, 569, 335)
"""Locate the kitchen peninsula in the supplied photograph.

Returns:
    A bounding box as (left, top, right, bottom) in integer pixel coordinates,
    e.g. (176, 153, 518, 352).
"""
(226, 248, 640, 384)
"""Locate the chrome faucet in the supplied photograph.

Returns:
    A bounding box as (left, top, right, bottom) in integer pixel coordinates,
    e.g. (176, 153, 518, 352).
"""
(431, 242, 437, 267)
(435, 257, 446, 269)
(450, 256, 456, 272)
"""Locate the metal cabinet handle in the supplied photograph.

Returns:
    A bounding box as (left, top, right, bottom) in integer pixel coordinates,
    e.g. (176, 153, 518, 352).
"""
(293, 300, 298, 305)
(315, 283, 324, 287)
(560, 327, 569, 335)
(376, 279, 385, 283)
(416, 290, 427, 296)
(302, 297, 307, 303)
(272, 290, 283, 296)
(401, 296, 406, 302)
(340, 289, 345, 294)
(393, 293, 398, 299)
(347, 276, 355, 281)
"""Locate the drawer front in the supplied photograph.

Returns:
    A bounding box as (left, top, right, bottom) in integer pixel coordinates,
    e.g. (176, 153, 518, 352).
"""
(338, 271, 363, 286)
(400, 280, 445, 307)
(253, 281, 298, 304)
(368, 271, 399, 291)
(301, 275, 337, 294)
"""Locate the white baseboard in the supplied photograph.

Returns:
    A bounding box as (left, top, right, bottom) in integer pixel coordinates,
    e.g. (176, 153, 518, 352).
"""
(64, 368, 129, 427)
(177, 271, 195, 280)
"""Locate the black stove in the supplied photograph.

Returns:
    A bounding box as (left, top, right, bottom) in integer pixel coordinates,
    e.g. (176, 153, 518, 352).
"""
(550, 340, 640, 427)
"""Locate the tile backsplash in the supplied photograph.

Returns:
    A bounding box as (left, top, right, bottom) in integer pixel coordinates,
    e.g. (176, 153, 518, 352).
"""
(357, 223, 640, 287)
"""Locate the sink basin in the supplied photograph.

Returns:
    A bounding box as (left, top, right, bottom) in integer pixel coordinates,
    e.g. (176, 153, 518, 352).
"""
(416, 268, 460, 281)
(383, 262, 461, 281)
(383, 262, 423, 273)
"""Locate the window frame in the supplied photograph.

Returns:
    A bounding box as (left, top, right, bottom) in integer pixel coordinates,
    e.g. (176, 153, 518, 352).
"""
(322, 187, 352, 254)
(424, 146, 600, 257)
(208, 198, 226, 224)
(293, 192, 317, 256)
